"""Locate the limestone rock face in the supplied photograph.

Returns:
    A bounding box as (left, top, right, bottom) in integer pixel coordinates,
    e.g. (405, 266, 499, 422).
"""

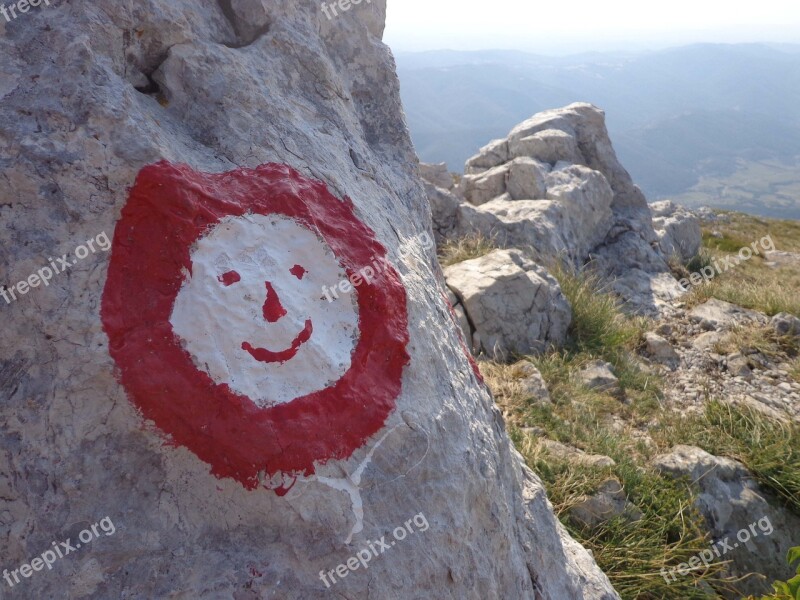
(444, 250, 572, 359)
(653, 446, 800, 597)
(0, 2, 618, 599)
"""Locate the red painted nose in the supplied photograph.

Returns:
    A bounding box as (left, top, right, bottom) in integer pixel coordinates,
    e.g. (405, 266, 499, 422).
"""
(262, 281, 287, 323)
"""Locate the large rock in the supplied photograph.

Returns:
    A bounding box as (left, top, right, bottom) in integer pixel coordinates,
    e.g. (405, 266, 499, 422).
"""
(650, 200, 702, 261)
(458, 103, 683, 315)
(445, 249, 572, 359)
(653, 446, 800, 597)
(0, 2, 618, 599)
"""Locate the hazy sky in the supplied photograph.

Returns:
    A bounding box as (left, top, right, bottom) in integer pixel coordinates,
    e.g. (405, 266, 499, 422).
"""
(384, 0, 800, 54)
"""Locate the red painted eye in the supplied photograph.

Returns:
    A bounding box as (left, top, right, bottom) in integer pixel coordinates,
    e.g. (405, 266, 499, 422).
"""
(290, 264, 307, 280)
(218, 270, 241, 286)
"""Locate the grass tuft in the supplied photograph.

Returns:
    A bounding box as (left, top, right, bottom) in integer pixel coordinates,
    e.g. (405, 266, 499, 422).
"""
(438, 233, 496, 266)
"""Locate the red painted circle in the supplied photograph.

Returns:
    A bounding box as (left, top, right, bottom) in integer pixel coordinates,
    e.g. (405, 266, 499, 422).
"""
(102, 161, 410, 491)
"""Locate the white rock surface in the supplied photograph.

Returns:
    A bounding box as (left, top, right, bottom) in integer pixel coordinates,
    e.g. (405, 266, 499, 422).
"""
(0, 2, 619, 598)
(445, 249, 572, 359)
(650, 200, 702, 261)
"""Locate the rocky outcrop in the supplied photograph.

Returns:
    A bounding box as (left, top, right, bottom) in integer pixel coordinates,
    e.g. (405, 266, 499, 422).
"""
(0, 2, 619, 599)
(654, 446, 800, 597)
(445, 249, 572, 359)
(455, 103, 692, 315)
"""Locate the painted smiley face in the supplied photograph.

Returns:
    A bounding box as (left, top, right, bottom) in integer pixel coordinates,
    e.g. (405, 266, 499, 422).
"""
(170, 214, 360, 407)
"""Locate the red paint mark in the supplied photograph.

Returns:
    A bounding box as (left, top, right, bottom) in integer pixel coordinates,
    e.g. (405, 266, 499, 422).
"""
(101, 161, 410, 490)
(218, 270, 241, 286)
(262, 281, 287, 323)
(242, 319, 313, 364)
(290, 264, 306, 280)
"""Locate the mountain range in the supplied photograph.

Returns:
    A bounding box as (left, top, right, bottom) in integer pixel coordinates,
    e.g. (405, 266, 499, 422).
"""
(397, 43, 800, 219)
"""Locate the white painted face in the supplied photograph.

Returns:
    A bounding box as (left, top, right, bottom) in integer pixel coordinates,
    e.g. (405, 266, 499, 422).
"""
(170, 214, 360, 407)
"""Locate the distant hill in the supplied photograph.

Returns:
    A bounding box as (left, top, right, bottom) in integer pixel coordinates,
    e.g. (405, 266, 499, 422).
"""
(396, 43, 800, 219)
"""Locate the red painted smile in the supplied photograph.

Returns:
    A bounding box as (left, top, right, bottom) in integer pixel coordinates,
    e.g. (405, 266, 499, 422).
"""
(242, 319, 313, 364)
(239, 278, 313, 364)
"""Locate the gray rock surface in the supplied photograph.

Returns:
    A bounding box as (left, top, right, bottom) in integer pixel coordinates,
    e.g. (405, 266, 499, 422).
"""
(0, 2, 619, 599)
(653, 446, 800, 597)
(445, 249, 572, 359)
(650, 200, 702, 261)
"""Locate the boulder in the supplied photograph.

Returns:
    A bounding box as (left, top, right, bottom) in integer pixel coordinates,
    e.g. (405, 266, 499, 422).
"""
(465, 138, 509, 174)
(461, 162, 510, 206)
(653, 446, 800, 597)
(419, 162, 454, 190)
(506, 157, 549, 200)
(650, 200, 702, 262)
(688, 299, 768, 331)
(0, 2, 619, 598)
(444, 249, 572, 359)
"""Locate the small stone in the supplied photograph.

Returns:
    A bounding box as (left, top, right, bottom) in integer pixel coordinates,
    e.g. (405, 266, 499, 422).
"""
(569, 478, 643, 528)
(645, 332, 680, 367)
(512, 361, 551, 403)
(726, 353, 752, 379)
(578, 360, 623, 399)
(771, 313, 800, 338)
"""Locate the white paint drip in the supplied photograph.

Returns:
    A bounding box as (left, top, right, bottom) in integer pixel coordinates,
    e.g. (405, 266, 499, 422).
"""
(312, 423, 430, 544)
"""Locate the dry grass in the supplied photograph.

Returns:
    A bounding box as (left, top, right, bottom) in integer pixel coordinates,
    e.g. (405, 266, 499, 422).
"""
(711, 324, 800, 359)
(437, 232, 496, 266)
(679, 212, 800, 317)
